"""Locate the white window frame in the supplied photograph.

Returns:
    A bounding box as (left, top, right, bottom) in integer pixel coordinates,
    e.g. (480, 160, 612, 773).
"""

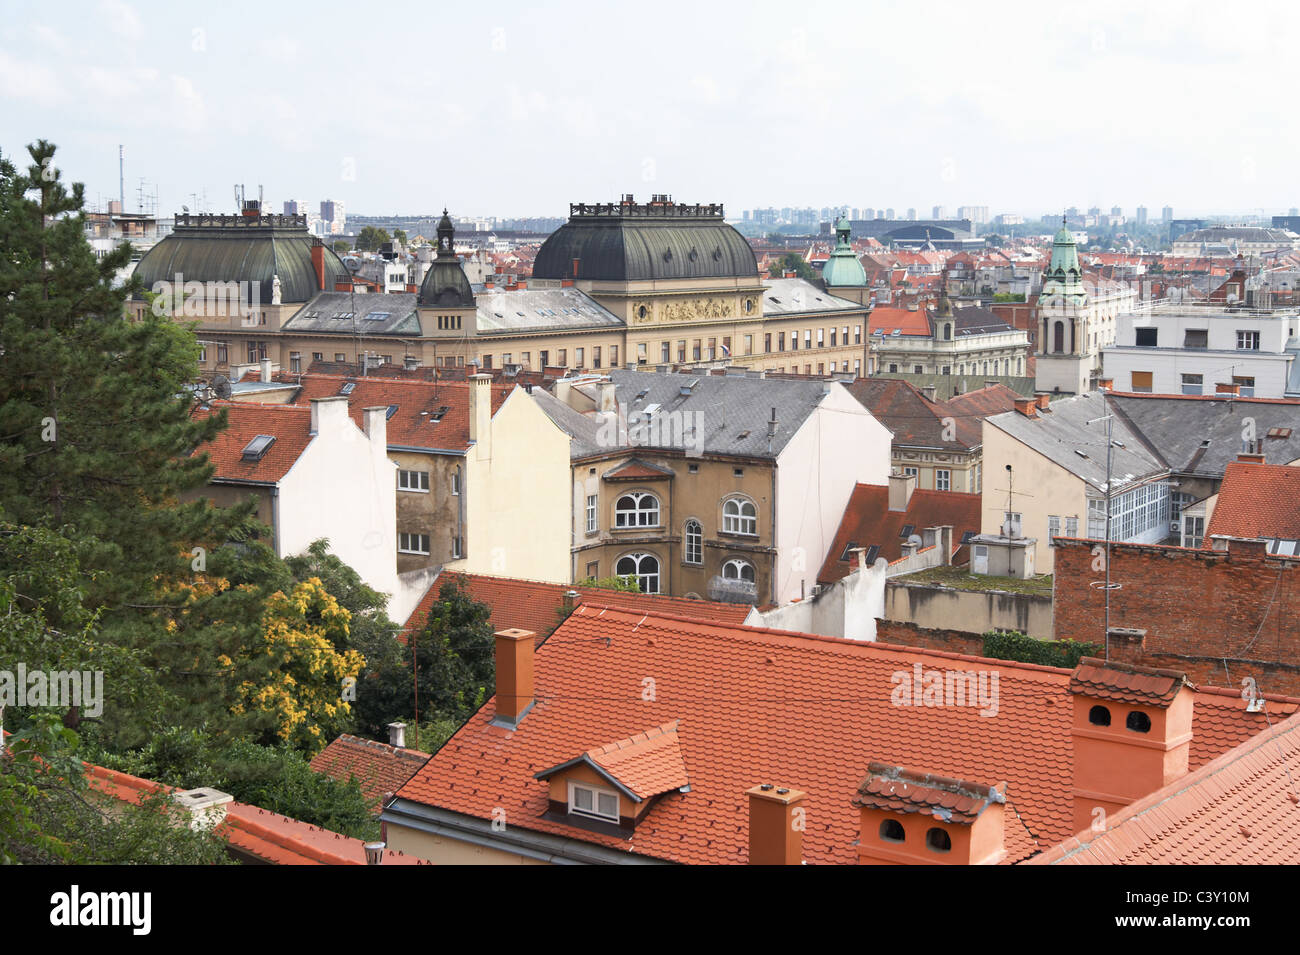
(722, 558, 755, 582)
(614, 491, 660, 528)
(586, 494, 598, 534)
(722, 497, 758, 536)
(451, 467, 461, 496)
(935, 469, 951, 492)
(567, 780, 620, 823)
(684, 519, 703, 564)
(1237, 330, 1260, 351)
(398, 532, 430, 555)
(397, 469, 430, 492)
(615, 552, 660, 594)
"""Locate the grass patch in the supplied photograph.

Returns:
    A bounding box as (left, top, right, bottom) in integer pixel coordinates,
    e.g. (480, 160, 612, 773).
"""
(896, 565, 1053, 597)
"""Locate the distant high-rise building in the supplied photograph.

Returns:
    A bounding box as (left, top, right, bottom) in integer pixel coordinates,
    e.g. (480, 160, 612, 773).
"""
(1110, 206, 1122, 217)
(886, 208, 896, 219)
(1087, 206, 1101, 217)
(320, 199, 346, 235)
(1291, 207, 1299, 217)
(957, 205, 989, 225)
(1136, 206, 1148, 226)
(932, 205, 947, 219)
(864, 207, 875, 220)
(1162, 205, 1173, 223)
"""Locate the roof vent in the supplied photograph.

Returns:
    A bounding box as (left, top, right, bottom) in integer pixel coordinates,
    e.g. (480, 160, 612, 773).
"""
(241, 434, 276, 462)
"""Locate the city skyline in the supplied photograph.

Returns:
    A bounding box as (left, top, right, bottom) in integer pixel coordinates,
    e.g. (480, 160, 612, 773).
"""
(3, 0, 1299, 220)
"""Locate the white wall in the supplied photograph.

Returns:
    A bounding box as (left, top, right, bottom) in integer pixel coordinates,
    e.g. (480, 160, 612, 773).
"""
(279, 402, 399, 600)
(1102, 347, 1291, 398)
(772, 383, 891, 605)
(746, 554, 887, 641)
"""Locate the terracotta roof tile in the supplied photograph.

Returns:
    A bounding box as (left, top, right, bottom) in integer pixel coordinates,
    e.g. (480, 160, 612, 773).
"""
(852, 763, 1006, 824)
(309, 734, 430, 811)
(537, 721, 690, 802)
(1068, 657, 1193, 707)
(1206, 460, 1300, 541)
(391, 608, 1299, 865)
(191, 402, 314, 484)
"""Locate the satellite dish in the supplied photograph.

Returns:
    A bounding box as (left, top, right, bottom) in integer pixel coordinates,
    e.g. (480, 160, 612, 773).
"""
(907, 534, 923, 547)
(212, 374, 232, 400)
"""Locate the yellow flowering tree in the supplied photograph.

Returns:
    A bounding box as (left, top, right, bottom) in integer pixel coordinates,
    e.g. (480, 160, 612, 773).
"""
(226, 577, 365, 753)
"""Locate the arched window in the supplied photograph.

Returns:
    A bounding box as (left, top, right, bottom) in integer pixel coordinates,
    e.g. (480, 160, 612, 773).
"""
(1126, 711, 1152, 733)
(615, 491, 660, 528)
(615, 553, 660, 594)
(926, 827, 952, 852)
(723, 497, 757, 536)
(942, 324, 951, 341)
(879, 819, 905, 843)
(1088, 705, 1111, 726)
(723, 558, 755, 582)
(684, 520, 703, 565)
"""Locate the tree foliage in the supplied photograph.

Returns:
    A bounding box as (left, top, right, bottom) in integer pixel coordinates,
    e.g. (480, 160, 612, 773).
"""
(355, 226, 390, 252)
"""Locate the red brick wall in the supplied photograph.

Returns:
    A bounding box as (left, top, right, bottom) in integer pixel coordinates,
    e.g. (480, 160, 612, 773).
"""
(1053, 539, 1300, 696)
(874, 619, 984, 657)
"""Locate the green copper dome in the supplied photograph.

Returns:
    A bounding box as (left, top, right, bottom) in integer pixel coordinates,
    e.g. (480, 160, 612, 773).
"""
(822, 216, 867, 287)
(1041, 220, 1087, 307)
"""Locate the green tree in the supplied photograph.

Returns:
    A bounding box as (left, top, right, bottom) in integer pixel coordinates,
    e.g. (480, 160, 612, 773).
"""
(392, 229, 407, 247)
(332, 239, 350, 254)
(409, 577, 494, 728)
(355, 226, 391, 252)
(766, 253, 816, 281)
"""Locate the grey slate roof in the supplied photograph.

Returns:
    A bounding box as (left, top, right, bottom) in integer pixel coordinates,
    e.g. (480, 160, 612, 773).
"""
(133, 215, 349, 304)
(985, 391, 1167, 492)
(281, 292, 422, 335)
(531, 388, 607, 458)
(1107, 393, 1300, 478)
(532, 211, 757, 281)
(761, 278, 863, 315)
(473, 285, 623, 335)
(952, 305, 1015, 336)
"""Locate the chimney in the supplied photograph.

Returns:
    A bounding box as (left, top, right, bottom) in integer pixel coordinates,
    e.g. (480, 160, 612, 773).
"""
(468, 373, 493, 461)
(1237, 451, 1266, 464)
(1098, 377, 1114, 391)
(561, 278, 574, 288)
(310, 395, 350, 435)
(1216, 382, 1241, 396)
(361, 405, 388, 450)
(766, 407, 777, 453)
(745, 784, 805, 865)
(492, 628, 536, 728)
(1035, 393, 1050, 410)
(310, 238, 326, 290)
(1068, 658, 1194, 836)
(259, 356, 272, 383)
(571, 257, 580, 279)
(561, 589, 580, 610)
(171, 788, 235, 831)
(1013, 397, 1037, 418)
(852, 764, 1007, 865)
(597, 381, 617, 413)
(920, 385, 937, 402)
(364, 842, 386, 865)
(888, 472, 916, 512)
(783, 269, 797, 279)
(387, 722, 406, 748)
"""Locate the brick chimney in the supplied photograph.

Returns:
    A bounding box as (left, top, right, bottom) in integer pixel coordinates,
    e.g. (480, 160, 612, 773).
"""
(888, 472, 916, 512)
(1098, 377, 1114, 391)
(492, 628, 535, 728)
(310, 238, 326, 290)
(1238, 451, 1266, 464)
(1216, 382, 1241, 396)
(1034, 393, 1050, 410)
(1068, 658, 1194, 836)
(745, 784, 805, 865)
(852, 764, 1007, 865)
(1013, 397, 1037, 418)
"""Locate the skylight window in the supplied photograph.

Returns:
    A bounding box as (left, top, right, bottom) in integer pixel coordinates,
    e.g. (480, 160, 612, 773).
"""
(241, 434, 276, 462)
(365, 312, 390, 321)
(340, 382, 356, 395)
(386, 404, 398, 419)
(428, 405, 450, 422)
(840, 540, 860, 561)
(899, 524, 915, 538)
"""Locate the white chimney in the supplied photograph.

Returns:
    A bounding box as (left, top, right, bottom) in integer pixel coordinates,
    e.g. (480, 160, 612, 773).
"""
(387, 722, 406, 749)
(888, 472, 916, 512)
(172, 787, 234, 831)
(259, 357, 272, 383)
(310, 395, 350, 435)
(469, 374, 492, 461)
(361, 405, 388, 451)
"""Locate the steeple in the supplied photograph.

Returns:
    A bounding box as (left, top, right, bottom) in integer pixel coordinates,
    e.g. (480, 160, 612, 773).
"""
(1041, 218, 1087, 307)
(436, 208, 455, 259)
(822, 215, 867, 287)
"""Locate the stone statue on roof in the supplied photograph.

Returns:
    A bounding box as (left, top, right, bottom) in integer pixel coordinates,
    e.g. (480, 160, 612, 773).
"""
(271, 273, 282, 305)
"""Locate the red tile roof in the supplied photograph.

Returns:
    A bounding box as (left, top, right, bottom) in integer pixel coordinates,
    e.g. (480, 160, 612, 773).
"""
(602, 458, 675, 481)
(1030, 710, 1300, 865)
(286, 374, 512, 453)
(868, 306, 933, 337)
(818, 484, 982, 584)
(1206, 460, 1300, 541)
(846, 378, 980, 450)
(401, 571, 752, 640)
(191, 402, 314, 484)
(538, 721, 690, 802)
(1069, 657, 1192, 707)
(392, 607, 1297, 864)
(939, 383, 1023, 422)
(309, 734, 430, 811)
(852, 763, 1006, 824)
(84, 763, 425, 865)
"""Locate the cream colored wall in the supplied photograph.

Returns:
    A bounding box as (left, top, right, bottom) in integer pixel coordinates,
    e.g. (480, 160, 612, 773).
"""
(980, 419, 1088, 573)
(384, 822, 549, 865)
(450, 387, 571, 583)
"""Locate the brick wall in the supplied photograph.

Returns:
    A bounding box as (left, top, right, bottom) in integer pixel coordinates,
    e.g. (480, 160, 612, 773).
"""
(874, 619, 985, 656)
(1053, 538, 1300, 696)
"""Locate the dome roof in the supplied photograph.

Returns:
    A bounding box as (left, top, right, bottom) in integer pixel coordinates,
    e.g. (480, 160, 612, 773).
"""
(533, 198, 757, 282)
(417, 209, 475, 307)
(132, 213, 349, 303)
(822, 217, 867, 287)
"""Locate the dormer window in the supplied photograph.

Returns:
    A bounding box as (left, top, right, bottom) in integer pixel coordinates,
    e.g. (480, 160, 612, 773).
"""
(568, 781, 619, 823)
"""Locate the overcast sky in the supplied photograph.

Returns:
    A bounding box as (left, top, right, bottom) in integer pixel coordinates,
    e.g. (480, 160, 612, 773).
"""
(3, 0, 1297, 220)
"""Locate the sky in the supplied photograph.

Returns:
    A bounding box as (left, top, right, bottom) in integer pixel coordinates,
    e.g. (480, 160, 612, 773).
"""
(3, 0, 1299, 220)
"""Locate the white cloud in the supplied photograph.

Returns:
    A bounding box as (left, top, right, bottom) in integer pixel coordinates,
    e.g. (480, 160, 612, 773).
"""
(100, 0, 143, 41)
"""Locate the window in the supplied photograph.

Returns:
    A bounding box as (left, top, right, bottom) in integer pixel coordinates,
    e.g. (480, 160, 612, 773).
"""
(778, 332, 785, 352)
(335, 353, 346, 362)
(879, 819, 905, 842)
(692, 340, 701, 360)
(586, 561, 599, 579)
(483, 355, 493, 369)
(289, 352, 301, 373)
(684, 520, 702, 564)
(744, 334, 753, 356)
(723, 558, 755, 582)
(198, 343, 208, 363)
(540, 350, 549, 367)
(804, 329, 812, 348)
(662, 341, 671, 363)
(935, 469, 950, 492)
(1131, 370, 1153, 393)
(615, 491, 660, 528)
(397, 469, 430, 492)
(707, 337, 717, 359)
(1126, 711, 1152, 733)
(452, 535, 463, 558)
(610, 345, 618, 367)
(764, 333, 772, 354)
(791, 333, 799, 351)
(217, 343, 229, 364)
(677, 341, 686, 362)
(855, 325, 862, 344)
(830, 328, 837, 347)
(1233, 375, 1256, 398)
(451, 468, 461, 495)
(889, 364, 898, 373)
(913, 365, 923, 374)
(1183, 328, 1207, 349)
(723, 497, 757, 535)
(1048, 514, 1061, 544)
(1065, 516, 1078, 537)
(558, 349, 567, 367)
(903, 467, 918, 478)
(575, 347, 584, 367)
(1237, 330, 1260, 351)
(586, 494, 598, 534)
(817, 328, 825, 347)
(592, 347, 601, 369)
(615, 552, 660, 593)
(398, 533, 430, 555)
(1181, 373, 1203, 396)
(926, 827, 952, 853)
(1089, 705, 1111, 726)
(1184, 515, 1205, 548)
(568, 781, 619, 823)
(1134, 327, 1158, 347)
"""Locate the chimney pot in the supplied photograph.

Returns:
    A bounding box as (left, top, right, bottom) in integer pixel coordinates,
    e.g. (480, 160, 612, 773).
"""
(387, 722, 406, 749)
(259, 356, 272, 383)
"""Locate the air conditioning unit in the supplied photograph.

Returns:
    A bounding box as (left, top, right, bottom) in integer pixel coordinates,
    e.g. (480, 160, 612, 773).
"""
(1169, 521, 1181, 535)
